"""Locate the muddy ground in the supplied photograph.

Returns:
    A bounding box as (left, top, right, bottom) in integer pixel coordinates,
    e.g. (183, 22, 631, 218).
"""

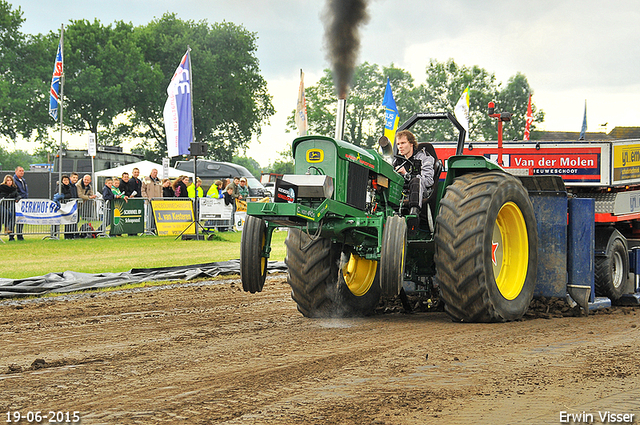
(1, 275, 639, 425)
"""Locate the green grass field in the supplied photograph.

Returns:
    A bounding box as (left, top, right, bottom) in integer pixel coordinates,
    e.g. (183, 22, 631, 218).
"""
(0, 230, 288, 280)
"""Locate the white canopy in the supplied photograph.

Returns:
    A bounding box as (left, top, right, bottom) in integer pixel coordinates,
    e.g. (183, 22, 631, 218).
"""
(94, 160, 194, 180)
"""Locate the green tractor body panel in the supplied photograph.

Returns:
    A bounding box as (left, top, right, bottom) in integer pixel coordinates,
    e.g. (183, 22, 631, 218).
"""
(292, 136, 404, 206)
(443, 155, 504, 187)
(247, 135, 407, 260)
(246, 114, 481, 266)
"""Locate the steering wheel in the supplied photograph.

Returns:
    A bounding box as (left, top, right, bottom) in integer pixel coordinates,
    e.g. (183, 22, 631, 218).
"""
(394, 155, 414, 182)
(394, 155, 412, 173)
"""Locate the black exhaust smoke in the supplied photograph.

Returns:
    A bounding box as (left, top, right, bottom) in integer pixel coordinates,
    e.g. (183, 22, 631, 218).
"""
(323, 0, 370, 99)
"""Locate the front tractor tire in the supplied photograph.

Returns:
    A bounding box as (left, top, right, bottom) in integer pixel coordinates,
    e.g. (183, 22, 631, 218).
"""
(284, 228, 381, 318)
(240, 215, 268, 293)
(380, 215, 407, 297)
(434, 171, 538, 322)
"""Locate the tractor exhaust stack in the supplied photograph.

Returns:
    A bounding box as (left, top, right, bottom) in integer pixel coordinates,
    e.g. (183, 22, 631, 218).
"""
(335, 98, 346, 140)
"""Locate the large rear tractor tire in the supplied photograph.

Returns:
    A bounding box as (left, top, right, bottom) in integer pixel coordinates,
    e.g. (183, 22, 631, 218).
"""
(240, 215, 268, 293)
(595, 229, 629, 301)
(285, 228, 381, 317)
(380, 215, 407, 297)
(434, 171, 538, 322)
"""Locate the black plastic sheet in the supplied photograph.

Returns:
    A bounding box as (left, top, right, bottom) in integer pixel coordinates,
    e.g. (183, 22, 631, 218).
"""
(0, 260, 287, 298)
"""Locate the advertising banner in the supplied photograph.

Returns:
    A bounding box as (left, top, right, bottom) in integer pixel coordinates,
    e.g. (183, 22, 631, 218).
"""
(234, 211, 246, 231)
(199, 197, 232, 221)
(613, 143, 640, 182)
(275, 179, 298, 203)
(15, 199, 77, 225)
(151, 199, 195, 236)
(433, 143, 605, 185)
(109, 198, 145, 235)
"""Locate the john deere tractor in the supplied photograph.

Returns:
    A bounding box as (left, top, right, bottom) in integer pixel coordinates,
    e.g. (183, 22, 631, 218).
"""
(240, 112, 538, 322)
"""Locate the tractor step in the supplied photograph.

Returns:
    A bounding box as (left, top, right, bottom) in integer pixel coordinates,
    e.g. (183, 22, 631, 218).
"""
(588, 297, 612, 310)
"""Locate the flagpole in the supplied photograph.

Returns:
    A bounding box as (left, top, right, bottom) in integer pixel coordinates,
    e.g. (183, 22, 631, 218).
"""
(57, 24, 64, 194)
(187, 46, 194, 150)
(186, 46, 199, 239)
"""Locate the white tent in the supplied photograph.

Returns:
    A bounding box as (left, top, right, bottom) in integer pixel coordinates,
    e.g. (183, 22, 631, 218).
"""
(94, 160, 194, 180)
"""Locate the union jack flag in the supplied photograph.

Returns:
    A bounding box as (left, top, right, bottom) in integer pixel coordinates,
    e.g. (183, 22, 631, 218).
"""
(49, 40, 63, 120)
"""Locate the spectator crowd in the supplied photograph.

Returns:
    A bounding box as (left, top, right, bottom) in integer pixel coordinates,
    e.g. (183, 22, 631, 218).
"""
(1, 165, 256, 240)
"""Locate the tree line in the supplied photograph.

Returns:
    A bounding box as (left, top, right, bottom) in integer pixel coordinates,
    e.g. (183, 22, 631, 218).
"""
(291, 60, 545, 149)
(0, 0, 274, 164)
(2, 0, 545, 174)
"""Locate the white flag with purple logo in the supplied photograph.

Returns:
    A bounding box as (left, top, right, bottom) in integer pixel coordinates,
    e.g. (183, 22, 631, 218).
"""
(164, 49, 193, 157)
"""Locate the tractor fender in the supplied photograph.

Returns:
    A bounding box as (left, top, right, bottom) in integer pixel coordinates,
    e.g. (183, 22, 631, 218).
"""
(594, 227, 628, 257)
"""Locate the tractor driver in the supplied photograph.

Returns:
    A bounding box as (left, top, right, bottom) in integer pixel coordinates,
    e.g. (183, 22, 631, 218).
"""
(393, 130, 435, 224)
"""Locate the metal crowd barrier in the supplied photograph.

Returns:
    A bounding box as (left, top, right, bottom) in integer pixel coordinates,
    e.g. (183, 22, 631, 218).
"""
(0, 198, 108, 241)
(0, 198, 18, 240)
(0, 195, 268, 241)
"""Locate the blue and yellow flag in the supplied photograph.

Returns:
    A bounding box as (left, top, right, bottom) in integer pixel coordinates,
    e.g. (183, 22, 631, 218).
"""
(382, 78, 399, 146)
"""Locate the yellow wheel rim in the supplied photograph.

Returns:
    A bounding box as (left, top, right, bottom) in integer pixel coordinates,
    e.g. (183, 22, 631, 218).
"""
(342, 253, 377, 297)
(492, 202, 528, 300)
(260, 229, 266, 275)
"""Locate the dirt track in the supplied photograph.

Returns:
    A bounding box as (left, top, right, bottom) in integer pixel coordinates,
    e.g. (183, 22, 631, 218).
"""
(1, 275, 639, 425)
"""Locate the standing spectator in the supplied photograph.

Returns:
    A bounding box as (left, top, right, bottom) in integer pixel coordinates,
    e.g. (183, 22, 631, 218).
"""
(225, 176, 241, 214)
(206, 180, 224, 199)
(172, 175, 189, 198)
(102, 178, 115, 201)
(142, 168, 162, 199)
(225, 176, 240, 200)
(60, 175, 73, 200)
(170, 177, 182, 197)
(238, 177, 250, 200)
(141, 168, 161, 234)
(181, 176, 190, 195)
(53, 175, 70, 207)
(13, 166, 27, 240)
(223, 186, 234, 206)
(52, 175, 71, 237)
(235, 177, 249, 212)
(69, 173, 79, 199)
(0, 175, 18, 239)
(77, 174, 97, 223)
(111, 177, 127, 200)
(66, 173, 80, 239)
(162, 179, 174, 198)
(129, 168, 142, 198)
(77, 174, 97, 200)
(120, 172, 133, 197)
(187, 177, 204, 199)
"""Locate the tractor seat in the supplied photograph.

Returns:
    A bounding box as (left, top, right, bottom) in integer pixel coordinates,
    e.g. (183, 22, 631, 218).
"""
(422, 158, 442, 227)
(400, 142, 442, 231)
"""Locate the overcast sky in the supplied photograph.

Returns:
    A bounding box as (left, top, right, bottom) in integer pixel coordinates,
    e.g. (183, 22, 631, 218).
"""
(10, 0, 640, 167)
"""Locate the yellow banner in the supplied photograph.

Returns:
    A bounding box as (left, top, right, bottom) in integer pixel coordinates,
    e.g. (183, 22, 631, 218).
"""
(150, 199, 195, 236)
(614, 144, 640, 168)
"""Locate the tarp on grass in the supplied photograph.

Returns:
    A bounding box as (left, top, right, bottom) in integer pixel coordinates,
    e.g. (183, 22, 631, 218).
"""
(0, 260, 287, 298)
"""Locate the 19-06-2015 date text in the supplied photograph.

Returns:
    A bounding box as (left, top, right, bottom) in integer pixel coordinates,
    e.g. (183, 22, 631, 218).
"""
(5, 411, 80, 423)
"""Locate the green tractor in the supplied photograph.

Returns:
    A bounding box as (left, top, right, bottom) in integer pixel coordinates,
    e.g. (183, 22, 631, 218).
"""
(240, 112, 538, 322)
